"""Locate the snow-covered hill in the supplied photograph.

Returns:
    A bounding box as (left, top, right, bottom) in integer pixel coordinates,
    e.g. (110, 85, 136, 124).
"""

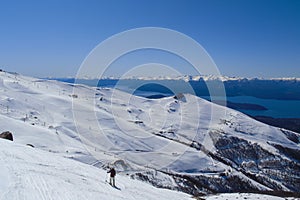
(0, 71, 300, 198)
(0, 139, 191, 200)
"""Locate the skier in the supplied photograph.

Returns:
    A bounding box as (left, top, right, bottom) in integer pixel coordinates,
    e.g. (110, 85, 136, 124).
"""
(107, 167, 116, 187)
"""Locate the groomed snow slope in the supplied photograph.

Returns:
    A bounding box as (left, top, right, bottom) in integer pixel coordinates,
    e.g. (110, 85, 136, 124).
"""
(0, 139, 191, 200)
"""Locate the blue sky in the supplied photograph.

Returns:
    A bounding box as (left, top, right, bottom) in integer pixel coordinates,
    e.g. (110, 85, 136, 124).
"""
(0, 0, 299, 78)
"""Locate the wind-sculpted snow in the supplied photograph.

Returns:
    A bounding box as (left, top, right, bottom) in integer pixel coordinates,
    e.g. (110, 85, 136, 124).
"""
(0, 71, 300, 197)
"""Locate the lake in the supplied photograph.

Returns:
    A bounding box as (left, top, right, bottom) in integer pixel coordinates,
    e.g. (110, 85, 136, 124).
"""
(202, 96, 300, 118)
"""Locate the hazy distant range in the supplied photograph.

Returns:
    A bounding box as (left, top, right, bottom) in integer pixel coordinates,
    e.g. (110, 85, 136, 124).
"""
(51, 77, 300, 133)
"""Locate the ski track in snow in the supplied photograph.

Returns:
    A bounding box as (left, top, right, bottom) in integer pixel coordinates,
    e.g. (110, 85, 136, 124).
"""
(0, 140, 192, 200)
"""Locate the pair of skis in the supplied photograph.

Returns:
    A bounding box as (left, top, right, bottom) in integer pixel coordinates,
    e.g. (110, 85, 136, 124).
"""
(105, 174, 121, 190)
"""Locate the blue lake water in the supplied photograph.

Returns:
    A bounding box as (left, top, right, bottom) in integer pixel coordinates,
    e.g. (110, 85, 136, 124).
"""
(226, 96, 300, 118)
(202, 96, 300, 118)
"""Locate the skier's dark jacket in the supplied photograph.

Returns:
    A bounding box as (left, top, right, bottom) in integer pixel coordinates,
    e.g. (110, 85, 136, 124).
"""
(108, 168, 116, 177)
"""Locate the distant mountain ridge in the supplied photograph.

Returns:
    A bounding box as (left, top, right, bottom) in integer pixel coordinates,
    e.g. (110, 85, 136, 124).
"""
(49, 75, 300, 100)
(48, 75, 300, 82)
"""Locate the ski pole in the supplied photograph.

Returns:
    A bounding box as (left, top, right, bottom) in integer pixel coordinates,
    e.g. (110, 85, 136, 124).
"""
(105, 171, 108, 183)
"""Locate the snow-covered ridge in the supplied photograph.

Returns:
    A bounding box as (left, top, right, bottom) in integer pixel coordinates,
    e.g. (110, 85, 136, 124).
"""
(1, 71, 300, 198)
(52, 74, 300, 82)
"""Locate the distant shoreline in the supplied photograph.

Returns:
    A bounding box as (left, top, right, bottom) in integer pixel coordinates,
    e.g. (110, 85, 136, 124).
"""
(212, 100, 268, 111)
(252, 116, 300, 134)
